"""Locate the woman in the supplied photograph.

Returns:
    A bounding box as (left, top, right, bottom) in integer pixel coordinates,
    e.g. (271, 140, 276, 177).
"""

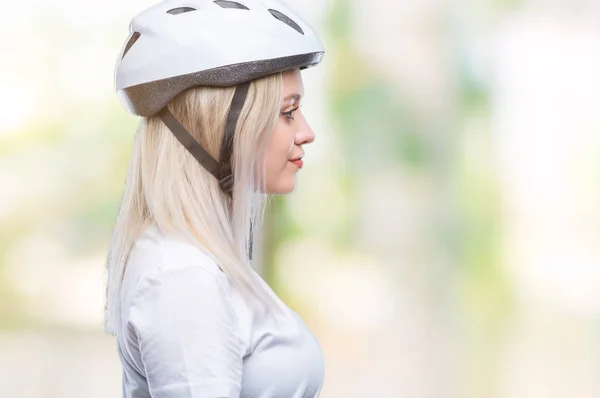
(104, 0, 326, 397)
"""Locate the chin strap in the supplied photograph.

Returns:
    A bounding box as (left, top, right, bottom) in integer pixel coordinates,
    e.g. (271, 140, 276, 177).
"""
(248, 221, 254, 260)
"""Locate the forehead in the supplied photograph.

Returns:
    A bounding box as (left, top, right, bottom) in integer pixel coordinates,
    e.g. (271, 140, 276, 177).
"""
(282, 69, 304, 97)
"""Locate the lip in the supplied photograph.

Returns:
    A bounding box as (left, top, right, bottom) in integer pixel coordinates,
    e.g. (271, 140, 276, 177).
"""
(289, 152, 304, 169)
(290, 159, 303, 169)
(289, 153, 304, 162)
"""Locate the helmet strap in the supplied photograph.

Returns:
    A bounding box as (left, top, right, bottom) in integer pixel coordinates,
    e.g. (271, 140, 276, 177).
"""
(157, 107, 221, 180)
(158, 82, 254, 259)
(156, 81, 251, 197)
(218, 81, 251, 196)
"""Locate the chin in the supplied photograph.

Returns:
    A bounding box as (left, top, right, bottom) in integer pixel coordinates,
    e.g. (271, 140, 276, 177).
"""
(266, 176, 297, 195)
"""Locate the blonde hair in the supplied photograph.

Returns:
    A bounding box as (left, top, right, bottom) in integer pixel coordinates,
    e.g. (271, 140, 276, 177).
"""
(104, 73, 284, 335)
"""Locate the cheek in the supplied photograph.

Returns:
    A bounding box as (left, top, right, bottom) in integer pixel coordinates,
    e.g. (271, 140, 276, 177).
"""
(267, 123, 294, 167)
(258, 122, 297, 193)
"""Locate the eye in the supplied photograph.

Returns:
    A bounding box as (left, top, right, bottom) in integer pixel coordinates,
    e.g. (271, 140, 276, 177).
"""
(281, 106, 299, 121)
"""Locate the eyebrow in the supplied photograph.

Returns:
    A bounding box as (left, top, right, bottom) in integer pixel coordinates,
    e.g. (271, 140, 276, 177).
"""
(284, 93, 302, 102)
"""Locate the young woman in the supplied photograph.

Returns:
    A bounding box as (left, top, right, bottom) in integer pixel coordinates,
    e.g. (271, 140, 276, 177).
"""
(104, 0, 326, 397)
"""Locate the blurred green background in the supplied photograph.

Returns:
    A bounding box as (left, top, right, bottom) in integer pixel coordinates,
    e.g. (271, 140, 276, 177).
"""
(2, 0, 600, 397)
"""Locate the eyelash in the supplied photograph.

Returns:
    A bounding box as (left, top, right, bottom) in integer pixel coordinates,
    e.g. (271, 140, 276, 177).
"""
(281, 106, 299, 121)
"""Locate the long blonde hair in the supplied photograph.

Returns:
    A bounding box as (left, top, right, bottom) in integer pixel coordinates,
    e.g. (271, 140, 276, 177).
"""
(104, 73, 283, 335)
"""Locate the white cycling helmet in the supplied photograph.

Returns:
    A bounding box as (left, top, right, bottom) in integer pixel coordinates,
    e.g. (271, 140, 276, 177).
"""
(115, 0, 325, 117)
(113, 0, 325, 201)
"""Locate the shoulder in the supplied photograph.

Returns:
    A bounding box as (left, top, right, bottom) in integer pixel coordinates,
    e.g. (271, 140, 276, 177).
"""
(119, 231, 247, 397)
(122, 225, 233, 313)
(129, 225, 228, 286)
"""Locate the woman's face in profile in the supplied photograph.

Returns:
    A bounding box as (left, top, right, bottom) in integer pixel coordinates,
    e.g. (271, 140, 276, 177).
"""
(261, 69, 316, 194)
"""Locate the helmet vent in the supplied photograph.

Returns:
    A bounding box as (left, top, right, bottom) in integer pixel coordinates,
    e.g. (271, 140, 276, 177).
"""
(268, 9, 304, 35)
(167, 7, 197, 15)
(214, 1, 250, 10)
(122, 32, 141, 59)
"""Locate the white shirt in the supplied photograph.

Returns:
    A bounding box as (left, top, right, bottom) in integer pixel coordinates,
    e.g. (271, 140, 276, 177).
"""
(116, 225, 325, 398)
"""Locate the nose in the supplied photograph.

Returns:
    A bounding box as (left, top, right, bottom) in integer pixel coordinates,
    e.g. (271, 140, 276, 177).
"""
(295, 113, 315, 145)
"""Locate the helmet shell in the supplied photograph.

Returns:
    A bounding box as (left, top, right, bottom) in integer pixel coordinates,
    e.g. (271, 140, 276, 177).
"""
(114, 0, 325, 116)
